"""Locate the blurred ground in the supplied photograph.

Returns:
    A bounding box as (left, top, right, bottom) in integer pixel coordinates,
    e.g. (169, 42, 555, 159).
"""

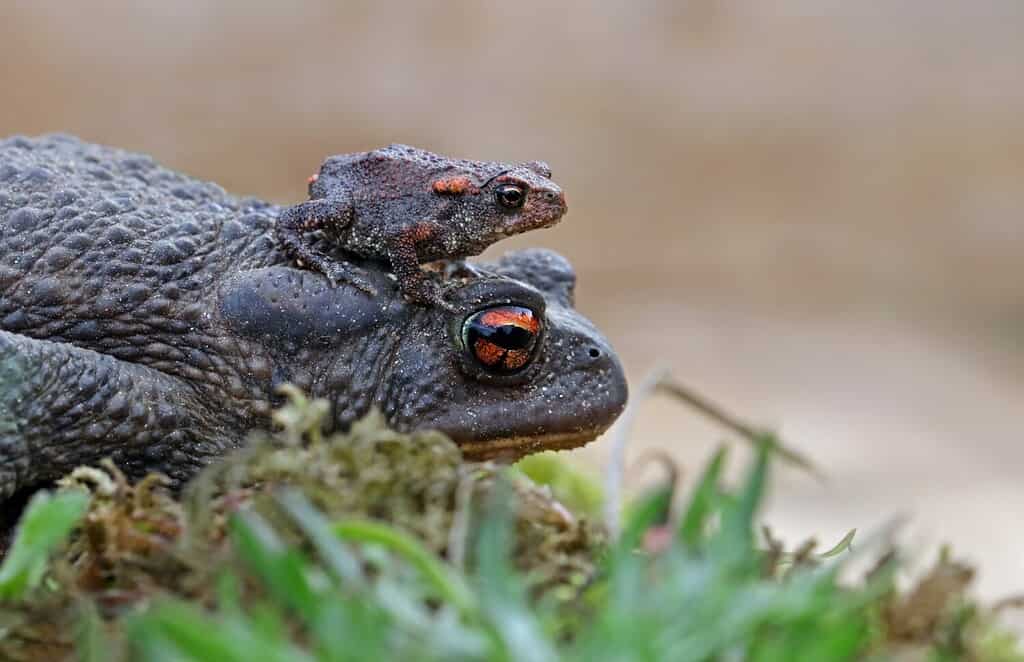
(2, 1, 1022, 598)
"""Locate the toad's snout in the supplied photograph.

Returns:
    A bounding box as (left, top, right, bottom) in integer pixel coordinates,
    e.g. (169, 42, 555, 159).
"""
(436, 308, 629, 462)
(536, 186, 567, 224)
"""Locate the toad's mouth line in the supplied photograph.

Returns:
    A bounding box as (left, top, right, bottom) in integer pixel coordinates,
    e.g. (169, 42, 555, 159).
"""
(456, 428, 603, 463)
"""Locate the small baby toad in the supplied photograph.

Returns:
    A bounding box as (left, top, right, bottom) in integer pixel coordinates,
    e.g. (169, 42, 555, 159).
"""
(275, 144, 567, 307)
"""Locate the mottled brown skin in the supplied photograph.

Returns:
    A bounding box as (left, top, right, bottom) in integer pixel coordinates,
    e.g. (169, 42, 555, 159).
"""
(0, 135, 625, 501)
(275, 144, 567, 307)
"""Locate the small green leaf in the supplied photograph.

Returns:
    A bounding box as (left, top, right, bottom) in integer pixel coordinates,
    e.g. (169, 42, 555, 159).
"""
(0, 488, 88, 600)
(515, 452, 604, 517)
(819, 529, 857, 559)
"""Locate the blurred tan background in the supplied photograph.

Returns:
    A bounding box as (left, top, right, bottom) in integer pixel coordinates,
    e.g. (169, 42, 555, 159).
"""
(2, 1, 1023, 597)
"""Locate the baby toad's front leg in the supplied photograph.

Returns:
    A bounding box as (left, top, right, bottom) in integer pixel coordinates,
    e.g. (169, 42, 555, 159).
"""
(387, 221, 455, 311)
(275, 196, 378, 295)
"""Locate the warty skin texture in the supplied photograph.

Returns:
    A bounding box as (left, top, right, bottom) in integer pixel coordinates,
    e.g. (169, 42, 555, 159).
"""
(0, 135, 627, 499)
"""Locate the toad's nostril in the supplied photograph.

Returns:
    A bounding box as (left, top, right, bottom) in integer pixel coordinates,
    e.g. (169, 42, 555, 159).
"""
(588, 347, 601, 359)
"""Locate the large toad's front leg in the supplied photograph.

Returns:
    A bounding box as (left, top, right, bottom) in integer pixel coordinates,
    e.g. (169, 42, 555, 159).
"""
(0, 330, 239, 498)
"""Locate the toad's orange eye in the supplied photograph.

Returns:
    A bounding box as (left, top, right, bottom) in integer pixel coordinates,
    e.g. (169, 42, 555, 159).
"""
(462, 305, 541, 375)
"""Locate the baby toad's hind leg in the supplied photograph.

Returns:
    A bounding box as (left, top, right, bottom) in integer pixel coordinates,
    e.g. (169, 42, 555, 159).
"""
(275, 197, 377, 295)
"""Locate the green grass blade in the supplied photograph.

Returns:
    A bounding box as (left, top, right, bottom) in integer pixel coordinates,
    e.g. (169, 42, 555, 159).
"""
(472, 478, 559, 662)
(229, 510, 320, 621)
(75, 600, 113, 662)
(718, 437, 771, 554)
(128, 600, 314, 662)
(0, 488, 89, 600)
(333, 518, 477, 617)
(275, 489, 364, 587)
(678, 447, 728, 548)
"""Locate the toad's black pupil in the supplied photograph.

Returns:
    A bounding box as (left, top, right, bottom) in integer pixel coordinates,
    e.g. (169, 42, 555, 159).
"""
(472, 323, 533, 350)
(499, 186, 524, 207)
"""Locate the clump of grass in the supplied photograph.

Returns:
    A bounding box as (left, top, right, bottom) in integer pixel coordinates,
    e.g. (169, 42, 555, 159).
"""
(0, 386, 1018, 661)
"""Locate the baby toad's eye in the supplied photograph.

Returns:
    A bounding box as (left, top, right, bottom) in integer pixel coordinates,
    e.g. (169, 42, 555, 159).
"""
(496, 184, 526, 209)
(462, 305, 541, 375)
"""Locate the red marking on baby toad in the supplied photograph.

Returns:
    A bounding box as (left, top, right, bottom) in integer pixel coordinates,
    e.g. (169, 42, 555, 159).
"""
(307, 173, 319, 185)
(432, 176, 479, 195)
